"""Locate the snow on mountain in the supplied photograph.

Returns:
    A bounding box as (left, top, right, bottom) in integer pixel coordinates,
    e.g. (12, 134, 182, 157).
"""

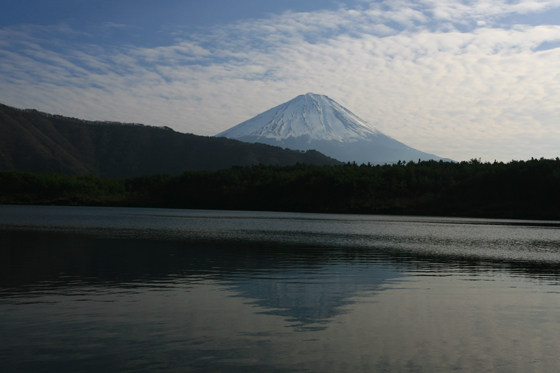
(216, 93, 382, 142)
(216, 93, 451, 165)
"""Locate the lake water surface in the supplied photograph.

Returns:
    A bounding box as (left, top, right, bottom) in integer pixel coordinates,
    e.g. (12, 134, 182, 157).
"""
(1, 205, 560, 372)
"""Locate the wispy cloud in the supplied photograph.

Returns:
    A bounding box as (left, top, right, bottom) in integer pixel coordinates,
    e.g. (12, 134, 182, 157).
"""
(1, 0, 560, 161)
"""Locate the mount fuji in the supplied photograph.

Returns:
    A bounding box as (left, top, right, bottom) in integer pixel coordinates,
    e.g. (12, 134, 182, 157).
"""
(216, 93, 450, 165)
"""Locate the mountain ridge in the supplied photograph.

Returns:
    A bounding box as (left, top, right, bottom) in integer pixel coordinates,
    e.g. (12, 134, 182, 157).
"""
(0, 103, 340, 177)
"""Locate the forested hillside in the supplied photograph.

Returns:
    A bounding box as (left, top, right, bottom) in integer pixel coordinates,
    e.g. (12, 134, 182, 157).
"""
(2, 158, 559, 220)
(0, 104, 340, 177)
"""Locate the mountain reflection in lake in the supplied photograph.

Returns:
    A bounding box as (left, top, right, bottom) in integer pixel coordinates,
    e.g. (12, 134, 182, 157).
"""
(1, 205, 560, 372)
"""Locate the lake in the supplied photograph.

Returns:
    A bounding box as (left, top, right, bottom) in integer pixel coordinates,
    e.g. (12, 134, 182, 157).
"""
(1, 205, 560, 372)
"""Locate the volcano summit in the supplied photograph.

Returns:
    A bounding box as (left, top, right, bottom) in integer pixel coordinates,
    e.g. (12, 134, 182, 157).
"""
(216, 93, 450, 164)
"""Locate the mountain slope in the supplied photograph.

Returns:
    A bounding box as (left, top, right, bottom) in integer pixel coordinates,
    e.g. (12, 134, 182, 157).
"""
(0, 103, 340, 177)
(217, 93, 451, 164)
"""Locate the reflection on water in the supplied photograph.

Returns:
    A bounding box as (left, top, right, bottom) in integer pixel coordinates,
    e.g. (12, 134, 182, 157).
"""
(1, 205, 560, 372)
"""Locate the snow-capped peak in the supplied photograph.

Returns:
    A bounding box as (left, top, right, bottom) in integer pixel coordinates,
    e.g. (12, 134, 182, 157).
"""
(216, 93, 381, 142)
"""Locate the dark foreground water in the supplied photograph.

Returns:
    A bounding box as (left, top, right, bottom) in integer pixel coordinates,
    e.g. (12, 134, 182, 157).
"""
(1, 205, 560, 372)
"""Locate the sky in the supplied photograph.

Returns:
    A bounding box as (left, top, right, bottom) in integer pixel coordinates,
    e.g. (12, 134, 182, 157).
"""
(2, 0, 560, 162)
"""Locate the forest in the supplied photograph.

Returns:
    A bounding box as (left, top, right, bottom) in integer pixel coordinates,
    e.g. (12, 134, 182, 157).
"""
(2, 157, 560, 220)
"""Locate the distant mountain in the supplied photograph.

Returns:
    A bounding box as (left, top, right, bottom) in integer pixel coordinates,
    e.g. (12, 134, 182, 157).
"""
(0, 103, 340, 177)
(216, 93, 451, 164)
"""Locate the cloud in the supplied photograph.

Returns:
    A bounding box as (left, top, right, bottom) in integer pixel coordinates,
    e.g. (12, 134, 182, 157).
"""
(399, 0, 560, 23)
(1, 0, 560, 161)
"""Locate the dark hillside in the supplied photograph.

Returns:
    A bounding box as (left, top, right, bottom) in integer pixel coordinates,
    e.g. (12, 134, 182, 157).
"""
(0, 104, 340, 177)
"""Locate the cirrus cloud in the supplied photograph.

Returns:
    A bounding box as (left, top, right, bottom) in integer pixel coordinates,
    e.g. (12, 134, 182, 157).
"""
(1, 0, 560, 161)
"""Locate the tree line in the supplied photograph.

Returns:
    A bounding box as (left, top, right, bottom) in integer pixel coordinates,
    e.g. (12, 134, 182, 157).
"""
(1, 158, 560, 220)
